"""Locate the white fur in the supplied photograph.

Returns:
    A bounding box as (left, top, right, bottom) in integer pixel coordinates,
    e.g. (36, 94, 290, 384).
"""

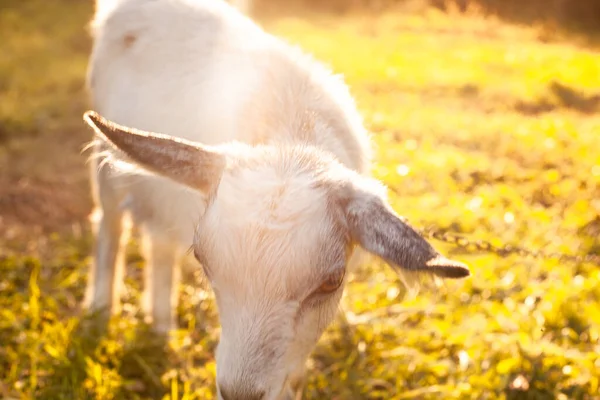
(84, 1, 469, 399)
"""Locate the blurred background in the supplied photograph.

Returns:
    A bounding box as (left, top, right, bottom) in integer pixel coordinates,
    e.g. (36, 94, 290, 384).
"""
(1, 0, 599, 399)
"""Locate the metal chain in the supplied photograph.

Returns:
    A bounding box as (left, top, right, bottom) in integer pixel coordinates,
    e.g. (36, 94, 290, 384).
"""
(419, 225, 600, 266)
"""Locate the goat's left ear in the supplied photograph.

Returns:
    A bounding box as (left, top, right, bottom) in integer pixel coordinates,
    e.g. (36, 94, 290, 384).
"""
(341, 179, 470, 280)
(83, 111, 226, 195)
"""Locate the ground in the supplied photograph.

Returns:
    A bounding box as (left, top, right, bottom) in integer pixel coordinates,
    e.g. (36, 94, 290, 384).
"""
(1, 0, 599, 399)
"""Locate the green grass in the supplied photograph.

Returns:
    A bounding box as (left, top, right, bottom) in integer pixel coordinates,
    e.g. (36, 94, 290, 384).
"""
(1, 1, 600, 399)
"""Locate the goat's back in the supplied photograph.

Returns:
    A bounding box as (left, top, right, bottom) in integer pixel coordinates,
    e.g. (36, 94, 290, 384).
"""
(88, 0, 270, 145)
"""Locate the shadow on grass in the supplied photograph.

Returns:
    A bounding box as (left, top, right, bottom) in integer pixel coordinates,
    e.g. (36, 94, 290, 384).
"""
(432, 0, 600, 32)
(36, 314, 173, 400)
(515, 81, 600, 116)
(255, 0, 600, 47)
(116, 325, 173, 399)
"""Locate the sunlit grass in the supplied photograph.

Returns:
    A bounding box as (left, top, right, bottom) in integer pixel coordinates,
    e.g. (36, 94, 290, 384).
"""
(0, 0, 90, 138)
(1, 1, 599, 399)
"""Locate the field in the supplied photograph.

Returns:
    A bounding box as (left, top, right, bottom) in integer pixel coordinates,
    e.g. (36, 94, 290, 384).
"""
(1, 0, 600, 399)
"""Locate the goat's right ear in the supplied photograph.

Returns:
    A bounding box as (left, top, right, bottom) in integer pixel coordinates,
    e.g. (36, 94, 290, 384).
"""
(83, 110, 226, 195)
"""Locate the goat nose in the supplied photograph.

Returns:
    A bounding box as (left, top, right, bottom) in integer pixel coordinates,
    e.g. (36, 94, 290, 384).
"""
(219, 384, 265, 400)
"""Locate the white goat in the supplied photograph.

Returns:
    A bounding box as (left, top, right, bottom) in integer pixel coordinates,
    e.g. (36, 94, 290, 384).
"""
(83, 0, 470, 399)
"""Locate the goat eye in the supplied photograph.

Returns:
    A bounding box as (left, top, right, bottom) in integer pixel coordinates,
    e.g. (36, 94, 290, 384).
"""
(316, 269, 345, 294)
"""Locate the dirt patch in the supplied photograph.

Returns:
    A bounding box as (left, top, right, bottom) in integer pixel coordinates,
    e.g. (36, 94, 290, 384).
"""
(0, 177, 90, 235)
(0, 118, 94, 245)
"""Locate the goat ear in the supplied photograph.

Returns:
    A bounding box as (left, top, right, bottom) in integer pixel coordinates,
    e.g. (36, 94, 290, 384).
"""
(83, 110, 226, 194)
(344, 182, 470, 280)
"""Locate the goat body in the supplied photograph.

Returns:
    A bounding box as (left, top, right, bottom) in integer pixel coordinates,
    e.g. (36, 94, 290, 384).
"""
(84, 1, 470, 399)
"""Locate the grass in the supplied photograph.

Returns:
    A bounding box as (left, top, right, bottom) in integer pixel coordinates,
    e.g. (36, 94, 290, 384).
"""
(1, 1, 600, 399)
